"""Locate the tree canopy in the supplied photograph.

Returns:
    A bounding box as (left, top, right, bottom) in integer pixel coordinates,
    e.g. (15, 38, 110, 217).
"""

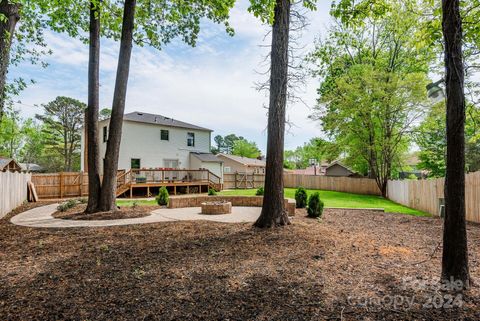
(310, 0, 431, 195)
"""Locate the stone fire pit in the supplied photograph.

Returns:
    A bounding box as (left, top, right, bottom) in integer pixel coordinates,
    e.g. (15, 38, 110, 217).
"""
(200, 201, 232, 215)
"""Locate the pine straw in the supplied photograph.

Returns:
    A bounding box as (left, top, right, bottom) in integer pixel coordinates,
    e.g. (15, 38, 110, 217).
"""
(0, 204, 479, 320)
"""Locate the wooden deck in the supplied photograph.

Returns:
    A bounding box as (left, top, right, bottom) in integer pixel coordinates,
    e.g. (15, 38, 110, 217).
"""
(117, 169, 222, 198)
(31, 169, 222, 199)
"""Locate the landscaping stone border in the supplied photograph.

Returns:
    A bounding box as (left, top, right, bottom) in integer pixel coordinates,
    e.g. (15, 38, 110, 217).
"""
(169, 195, 296, 216)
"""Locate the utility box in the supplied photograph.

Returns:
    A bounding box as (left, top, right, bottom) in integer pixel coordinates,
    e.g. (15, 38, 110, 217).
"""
(438, 198, 445, 218)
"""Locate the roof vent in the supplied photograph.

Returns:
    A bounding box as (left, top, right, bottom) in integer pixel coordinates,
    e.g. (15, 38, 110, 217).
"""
(137, 112, 143, 116)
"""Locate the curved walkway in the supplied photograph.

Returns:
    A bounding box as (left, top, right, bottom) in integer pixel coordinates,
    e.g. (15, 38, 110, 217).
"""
(10, 204, 262, 228)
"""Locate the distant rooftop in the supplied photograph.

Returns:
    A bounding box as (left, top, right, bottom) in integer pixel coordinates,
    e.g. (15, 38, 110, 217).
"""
(218, 154, 266, 167)
(111, 111, 213, 132)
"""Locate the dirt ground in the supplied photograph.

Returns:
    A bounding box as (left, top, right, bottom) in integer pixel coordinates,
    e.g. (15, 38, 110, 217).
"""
(52, 203, 157, 220)
(1, 203, 479, 320)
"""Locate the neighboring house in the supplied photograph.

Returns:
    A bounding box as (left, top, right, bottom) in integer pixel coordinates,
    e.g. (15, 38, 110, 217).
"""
(289, 163, 329, 176)
(217, 154, 266, 174)
(80, 111, 223, 180)
(19, 163, 43, 173)
(324, 161, 359, 177)
(399, 152, 428, 179)
(0, 157, 22, 172)
(287, 161, 362, 178)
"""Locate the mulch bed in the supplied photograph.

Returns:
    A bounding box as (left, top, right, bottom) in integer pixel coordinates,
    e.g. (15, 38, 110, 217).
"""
(0, 203, 479, 320)
(52, 204, 156, 220)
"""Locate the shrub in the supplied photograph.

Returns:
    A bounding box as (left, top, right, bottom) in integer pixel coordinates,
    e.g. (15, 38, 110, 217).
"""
(307, 192, 324, 218)
(156, 187, 169, 206)
(294, 187, 308, 208)
(57, 199, 78, 212)
(255, 187, 264, 196)
(208, 188, 217, 196)
(77, 197, 88, 204)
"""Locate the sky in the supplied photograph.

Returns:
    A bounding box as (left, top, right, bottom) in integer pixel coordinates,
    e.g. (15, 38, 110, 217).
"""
(11, 0, 334, 154)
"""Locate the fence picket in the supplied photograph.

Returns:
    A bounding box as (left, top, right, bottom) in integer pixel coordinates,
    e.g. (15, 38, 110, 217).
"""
(387, 173, 480, 223)
(0, 172, 31, 218)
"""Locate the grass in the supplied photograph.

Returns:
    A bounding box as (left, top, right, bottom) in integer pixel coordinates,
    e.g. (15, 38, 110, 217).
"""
(116, 199, 157, 207)
(219, 188, 428, 216)
(116, 188, 428, 216)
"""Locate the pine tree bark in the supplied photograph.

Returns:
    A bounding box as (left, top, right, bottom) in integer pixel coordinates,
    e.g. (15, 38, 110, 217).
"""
(254, 0, 290, 228)
(85, 0, 102, 213)
(98, 0, 136, 211)
(441, 0, 470, 287)
(0, 0, 20, 120)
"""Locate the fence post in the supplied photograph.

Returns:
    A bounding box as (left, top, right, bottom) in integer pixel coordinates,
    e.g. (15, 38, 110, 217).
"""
(59, 172, 64, 199)
(234, 172, 237, 189)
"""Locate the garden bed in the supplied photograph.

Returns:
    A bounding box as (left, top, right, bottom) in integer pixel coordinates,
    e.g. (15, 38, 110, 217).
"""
(52, 203, 157, 220)
(1, 204, 479, 320)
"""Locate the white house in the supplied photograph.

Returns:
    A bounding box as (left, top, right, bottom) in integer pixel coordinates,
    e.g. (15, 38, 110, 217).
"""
(80, 111, 223, 180)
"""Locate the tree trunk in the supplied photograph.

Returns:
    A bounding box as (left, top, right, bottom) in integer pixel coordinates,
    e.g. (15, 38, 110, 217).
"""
(85, 0, 102, 213)
(63, 130, 68, 170)
(254, 0, 290, 228)
(98, 0, 136, 211)
(0, 0, 19, 121)
(441, 0, 470, 287)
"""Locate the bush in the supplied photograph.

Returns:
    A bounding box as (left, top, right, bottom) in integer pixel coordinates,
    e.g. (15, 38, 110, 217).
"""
(77, 197, 87, 204)
(57, 199, 78, 212)
(208, 188, 217, 196)
(255, 187, 264, 196)
(156, 187, 169, 206)
(294, 187, 308, 208)
(307, 192, 324, 218)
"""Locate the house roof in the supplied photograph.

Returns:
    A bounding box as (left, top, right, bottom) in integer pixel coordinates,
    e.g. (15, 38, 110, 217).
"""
(290, 165, 325, 175)
(121, 111, 213, 132)
(191, 152, 222, 163)
(19, 163, 43, 172)
(218, 154, 266, 167)
(325, 161, 357, 174)
(0, 157, 22, 172)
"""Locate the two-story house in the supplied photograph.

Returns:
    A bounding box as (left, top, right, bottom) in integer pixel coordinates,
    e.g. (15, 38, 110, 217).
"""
(80, 111, 223, 180)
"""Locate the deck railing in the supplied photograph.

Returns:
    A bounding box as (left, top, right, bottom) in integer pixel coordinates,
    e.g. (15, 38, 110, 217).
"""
(129, 168, 221, 186)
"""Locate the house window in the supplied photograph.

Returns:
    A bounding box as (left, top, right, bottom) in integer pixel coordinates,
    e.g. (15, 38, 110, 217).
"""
(103, 126, 108, 143)
(131, 158, 141, 169)
(160, 129, 169, 141)
(187, 132, 195, 147)
(224, 166, 231, 173)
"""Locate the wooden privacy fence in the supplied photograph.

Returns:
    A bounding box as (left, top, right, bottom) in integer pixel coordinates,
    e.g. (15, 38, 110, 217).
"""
(31, 172, 88, 199)
(224, 173, 381, 196)
(284, 174, 381, 195)
(0, 172, 31, 218)
(387, 171, 480, 223)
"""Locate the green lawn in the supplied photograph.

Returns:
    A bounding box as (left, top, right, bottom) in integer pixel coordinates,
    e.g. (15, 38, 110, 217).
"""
(219, 188, 428, 216)
(116, 188, 428, 216)
(116, 199, 156, 207)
